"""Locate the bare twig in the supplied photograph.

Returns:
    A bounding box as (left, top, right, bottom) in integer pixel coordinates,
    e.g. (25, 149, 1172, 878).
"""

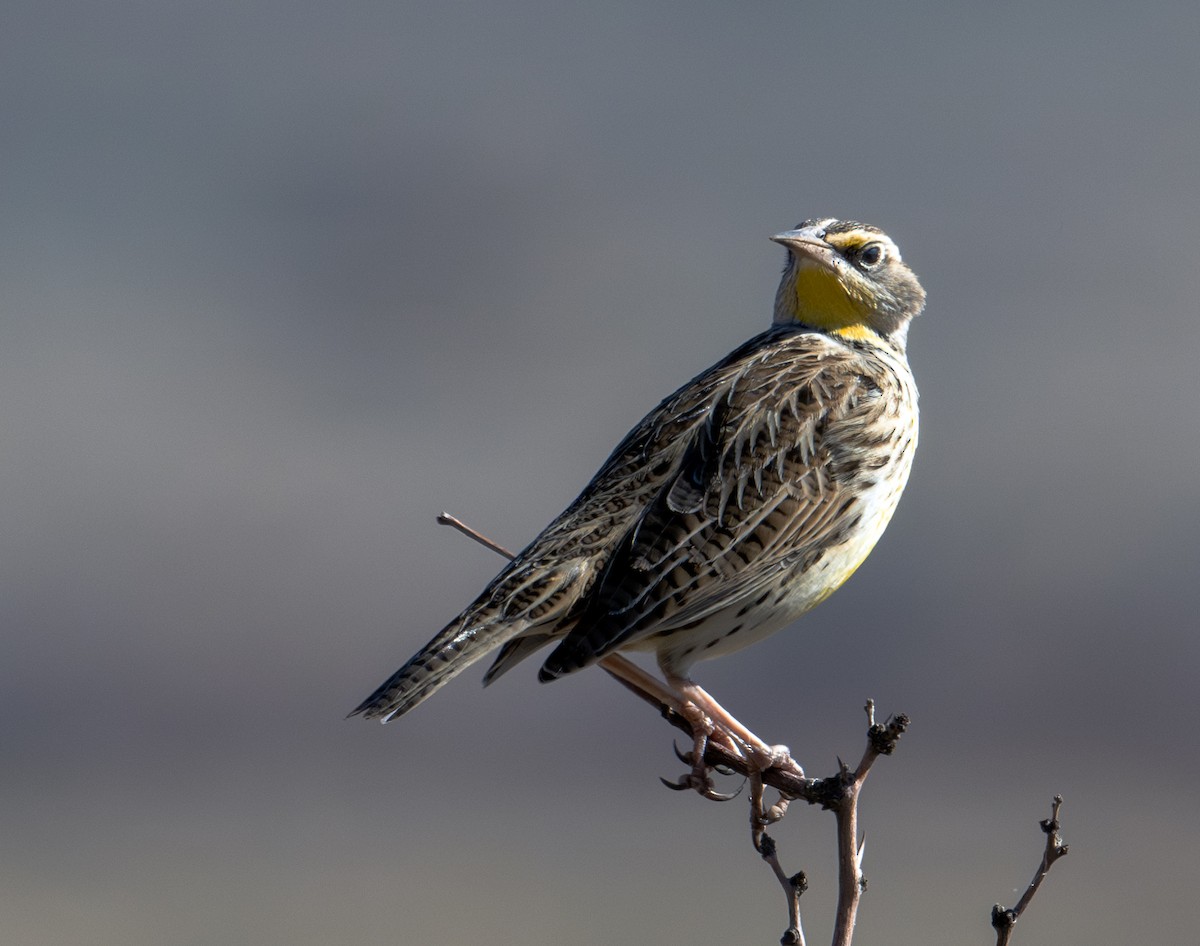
(991, 795, 1070, 945)
(437, 511, 516, 559)
(625, 677, 907, 946)
(751, 771, 806, 945)
(827, 702, 909, 946)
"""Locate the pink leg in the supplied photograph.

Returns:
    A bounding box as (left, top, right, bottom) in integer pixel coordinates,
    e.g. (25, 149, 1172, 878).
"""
(598, 655, 802, 793)
(664, 674, 798, 775)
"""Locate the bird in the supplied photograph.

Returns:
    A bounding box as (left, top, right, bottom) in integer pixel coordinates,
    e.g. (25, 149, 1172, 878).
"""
(351, 218, 924, 780)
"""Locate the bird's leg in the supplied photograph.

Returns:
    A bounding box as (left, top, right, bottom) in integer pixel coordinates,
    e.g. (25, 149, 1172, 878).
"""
(665, 674, 801, 778)
(597, 654, 687, 714)
(670, 699, 728, 797)
(598, 655, 737, 799)
(599, 656, 802, 792)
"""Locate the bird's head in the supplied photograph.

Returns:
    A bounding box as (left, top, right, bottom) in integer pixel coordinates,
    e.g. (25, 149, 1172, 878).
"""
(771, 219, 925, 346)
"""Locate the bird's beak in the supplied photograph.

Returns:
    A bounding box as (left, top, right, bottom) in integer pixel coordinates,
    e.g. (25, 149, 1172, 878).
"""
(770, 227, 841, 272)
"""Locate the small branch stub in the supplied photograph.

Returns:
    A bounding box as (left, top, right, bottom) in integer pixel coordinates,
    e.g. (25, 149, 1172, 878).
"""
(867, 713, 909, 758)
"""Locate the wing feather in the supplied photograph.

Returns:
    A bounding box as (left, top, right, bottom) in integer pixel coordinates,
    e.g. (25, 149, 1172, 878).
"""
(539, 329, 881, 678)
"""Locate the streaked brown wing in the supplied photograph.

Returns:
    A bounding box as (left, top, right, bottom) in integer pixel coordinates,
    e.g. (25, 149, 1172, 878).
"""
(539, 331, 875, 678)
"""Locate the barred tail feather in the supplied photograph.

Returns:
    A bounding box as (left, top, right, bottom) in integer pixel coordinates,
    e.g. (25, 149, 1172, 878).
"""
(480, 631, 558, 687)
(349, 615, 525, 722)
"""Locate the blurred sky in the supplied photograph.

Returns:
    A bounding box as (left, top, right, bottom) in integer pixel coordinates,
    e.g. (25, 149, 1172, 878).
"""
(3, 1, 1199, 943)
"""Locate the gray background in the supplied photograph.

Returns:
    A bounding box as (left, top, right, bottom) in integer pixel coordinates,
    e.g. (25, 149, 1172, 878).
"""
(4, 2, 1198, 943)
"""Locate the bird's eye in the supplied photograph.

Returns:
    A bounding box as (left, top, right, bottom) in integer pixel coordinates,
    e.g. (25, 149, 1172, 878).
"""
(858, 243, 885, 268)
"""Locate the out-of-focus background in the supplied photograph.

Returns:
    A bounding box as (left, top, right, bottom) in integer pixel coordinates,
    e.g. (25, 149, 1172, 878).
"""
(4, 2, 1198, 943)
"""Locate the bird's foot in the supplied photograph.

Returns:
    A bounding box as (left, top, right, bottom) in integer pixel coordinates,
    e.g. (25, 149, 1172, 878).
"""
(746, 741, 795, 774)
(659, 768, 741, 801)
(671, 678, 804, 780)
(659, 713, 744, 801)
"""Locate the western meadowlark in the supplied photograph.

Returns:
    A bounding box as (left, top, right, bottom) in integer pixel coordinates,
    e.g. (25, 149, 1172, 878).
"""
(352, 218, 924, 780)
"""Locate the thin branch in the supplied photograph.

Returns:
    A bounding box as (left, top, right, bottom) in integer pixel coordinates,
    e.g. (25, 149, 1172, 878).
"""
(991, 795, 1070, 945)
(596, 648, 912, 946)
(437, 511, 516, 559)
(598, 656, 821, 800)
(829, 702, 910, 946)
(751, 771, 806, 946)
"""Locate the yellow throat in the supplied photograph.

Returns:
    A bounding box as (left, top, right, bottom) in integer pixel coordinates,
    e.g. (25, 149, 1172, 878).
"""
(786, 262, 880, 343)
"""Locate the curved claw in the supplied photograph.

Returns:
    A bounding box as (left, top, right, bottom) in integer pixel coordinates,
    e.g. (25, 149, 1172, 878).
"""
(658, 772, 743, 802)
(701, 783, 742, 802)
(672, 740, 695, 766)
(671, 738, 739, 778)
